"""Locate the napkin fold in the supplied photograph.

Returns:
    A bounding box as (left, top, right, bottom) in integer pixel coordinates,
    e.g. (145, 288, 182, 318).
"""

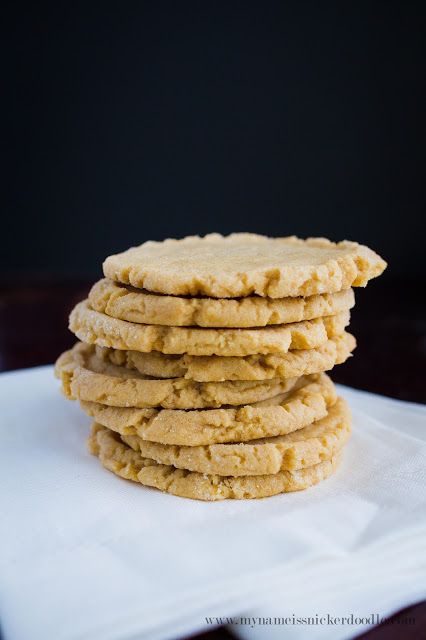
(0, 367, 425, 640)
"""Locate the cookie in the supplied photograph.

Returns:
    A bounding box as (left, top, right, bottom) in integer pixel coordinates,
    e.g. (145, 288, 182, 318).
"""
(69, 300, 350, 356)
(89, 278, 355, 327)
(79, 373, 337, 445)
(120, 397, 351, 476)
(55, 342, 302, 409)
(95, 332, 356, 382)
(88, 423, 344, 500)
(103, 233, 386, 298)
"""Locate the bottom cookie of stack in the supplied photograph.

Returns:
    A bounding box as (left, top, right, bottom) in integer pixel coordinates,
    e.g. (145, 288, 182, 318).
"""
(87, 396, 351, 500)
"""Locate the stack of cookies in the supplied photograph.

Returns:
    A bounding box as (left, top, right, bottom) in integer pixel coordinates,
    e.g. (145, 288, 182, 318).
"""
(55, 234, 386, 500)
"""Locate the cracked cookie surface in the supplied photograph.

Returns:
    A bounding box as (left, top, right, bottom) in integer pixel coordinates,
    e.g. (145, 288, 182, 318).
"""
(103, 233, 386, 298)
(79, 373, 337, 444)
(95, 332, 356, 382)
(55, 342, 304, 409)
(69, 300, 350, 356)
(89, 278, 355, 327)
(119, 397, 351, 476)
(87, 423, 344, 500)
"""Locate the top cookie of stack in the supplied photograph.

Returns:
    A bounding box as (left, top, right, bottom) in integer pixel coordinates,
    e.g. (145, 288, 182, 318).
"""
(56, 233, 386, 500)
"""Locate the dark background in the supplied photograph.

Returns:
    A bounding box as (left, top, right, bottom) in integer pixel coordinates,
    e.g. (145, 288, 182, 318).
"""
(3, 0, 425, 280)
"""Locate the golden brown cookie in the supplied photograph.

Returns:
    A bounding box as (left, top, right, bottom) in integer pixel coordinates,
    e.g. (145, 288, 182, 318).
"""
(103, 233, 386, 298)
(120, 397, 351, 476)
(95, 332, 356, 382)
(55, 342, 302, 409)
(89, 278, 355, 327)
(88, 423, 345, 500)
(79, 373, 337, 445)
(69, 300, 350, 356)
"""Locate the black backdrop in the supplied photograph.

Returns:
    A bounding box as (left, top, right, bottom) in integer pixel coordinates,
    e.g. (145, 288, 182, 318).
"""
(3, 1, 425, 280)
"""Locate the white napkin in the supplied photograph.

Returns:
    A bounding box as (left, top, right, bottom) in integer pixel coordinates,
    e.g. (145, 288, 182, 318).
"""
(0, 366, 425, 640)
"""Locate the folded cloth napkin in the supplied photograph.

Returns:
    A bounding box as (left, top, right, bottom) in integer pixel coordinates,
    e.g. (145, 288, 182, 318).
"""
(0, 367, 425, 640)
